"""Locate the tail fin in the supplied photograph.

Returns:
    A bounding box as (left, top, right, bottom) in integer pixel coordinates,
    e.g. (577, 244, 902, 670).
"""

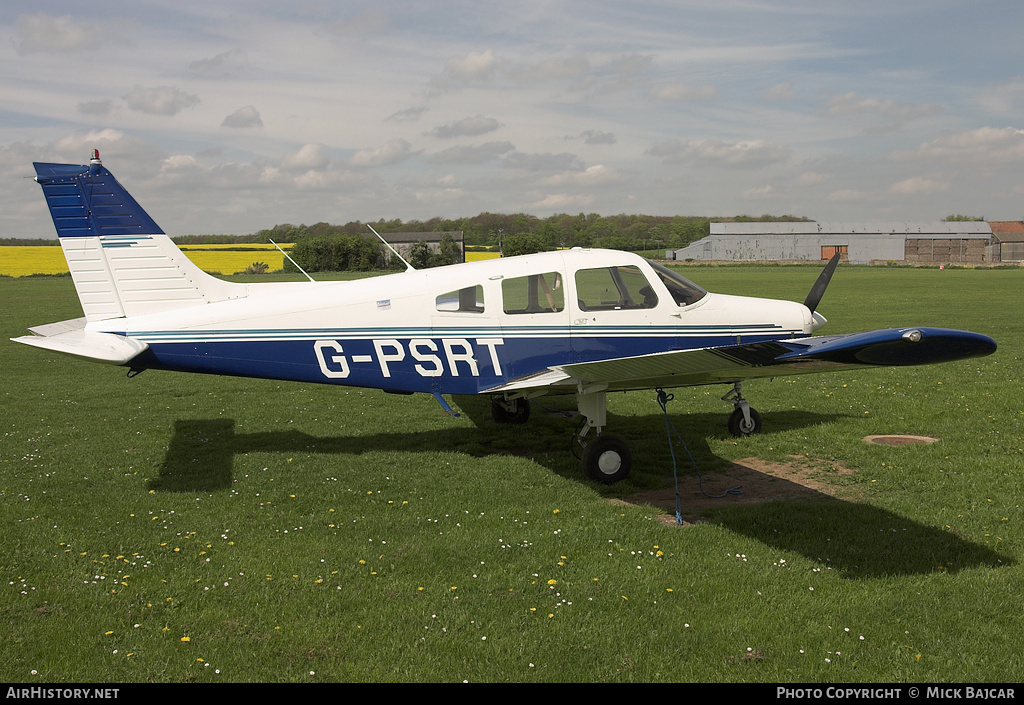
(33, 151, 244, 321)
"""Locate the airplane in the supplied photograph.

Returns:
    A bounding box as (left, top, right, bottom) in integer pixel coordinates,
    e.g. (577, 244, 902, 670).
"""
(13, 151, 997, 484)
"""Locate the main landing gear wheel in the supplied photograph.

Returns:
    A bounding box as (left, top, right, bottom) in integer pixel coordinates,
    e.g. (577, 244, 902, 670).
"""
(491, 396, 531, 424)
(728, 406, 762, 437)
(581, 435, 632, 484)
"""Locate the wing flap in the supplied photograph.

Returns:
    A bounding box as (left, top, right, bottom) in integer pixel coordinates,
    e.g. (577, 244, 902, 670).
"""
(484, 368, 574, 393)
(11, 318, 149, 365)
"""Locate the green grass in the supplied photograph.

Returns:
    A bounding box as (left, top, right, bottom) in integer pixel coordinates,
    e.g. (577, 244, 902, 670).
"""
(2, 266, 1022, 682)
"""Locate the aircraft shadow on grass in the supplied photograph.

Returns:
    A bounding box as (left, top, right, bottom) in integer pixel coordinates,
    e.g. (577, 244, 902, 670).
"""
(151, 398, 1012, 579)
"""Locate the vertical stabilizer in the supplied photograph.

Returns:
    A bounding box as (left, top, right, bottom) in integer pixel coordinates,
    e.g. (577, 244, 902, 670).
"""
(33, 153, 244, 321)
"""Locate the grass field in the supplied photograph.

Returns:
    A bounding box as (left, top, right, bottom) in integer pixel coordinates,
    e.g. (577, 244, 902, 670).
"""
(2, 265, 1022, 683)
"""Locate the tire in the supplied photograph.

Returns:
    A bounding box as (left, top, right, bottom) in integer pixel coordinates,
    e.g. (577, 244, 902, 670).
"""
(728, 406, 762, 437)
(581, 435, 632, 484)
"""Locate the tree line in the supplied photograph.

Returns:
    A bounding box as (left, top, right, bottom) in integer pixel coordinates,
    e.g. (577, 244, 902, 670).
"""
(235, 212, 814, 270)
(250, 212, 812, 252)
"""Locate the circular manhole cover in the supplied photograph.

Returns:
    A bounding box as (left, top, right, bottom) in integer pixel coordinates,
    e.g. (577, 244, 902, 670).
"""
(863, 435, 939, 446)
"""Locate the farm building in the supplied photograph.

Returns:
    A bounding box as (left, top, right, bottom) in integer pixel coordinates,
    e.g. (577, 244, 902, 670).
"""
(368, 231, 464, 262)
(668, 222, 994, 265)
(989, 221, 1024, 262)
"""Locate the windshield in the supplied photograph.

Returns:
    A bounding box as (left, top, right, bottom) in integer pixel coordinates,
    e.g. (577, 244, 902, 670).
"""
(646, 259, 708, 307)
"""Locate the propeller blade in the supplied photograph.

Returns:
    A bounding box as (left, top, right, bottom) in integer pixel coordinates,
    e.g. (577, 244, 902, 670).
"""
(803, 252, 841, 314)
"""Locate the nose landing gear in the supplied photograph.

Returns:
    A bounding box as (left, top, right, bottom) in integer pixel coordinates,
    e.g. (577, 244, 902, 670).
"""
(723, 382, 762, 437)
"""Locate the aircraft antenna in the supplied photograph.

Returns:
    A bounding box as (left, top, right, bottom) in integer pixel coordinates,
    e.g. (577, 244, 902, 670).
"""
(367, 223, 414, 271)
(270, 239, 316, 282)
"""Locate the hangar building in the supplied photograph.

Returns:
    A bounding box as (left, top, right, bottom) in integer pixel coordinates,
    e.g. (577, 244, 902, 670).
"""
(990, 221, 1024, 262)
(669, 222, 994, 265)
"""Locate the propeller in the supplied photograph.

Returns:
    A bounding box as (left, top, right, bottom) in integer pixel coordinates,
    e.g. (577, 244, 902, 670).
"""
(803, 251, 841, 314)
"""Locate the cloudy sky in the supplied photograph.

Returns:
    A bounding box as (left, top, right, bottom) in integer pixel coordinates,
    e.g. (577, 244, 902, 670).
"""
(2, 1, 1023, 237)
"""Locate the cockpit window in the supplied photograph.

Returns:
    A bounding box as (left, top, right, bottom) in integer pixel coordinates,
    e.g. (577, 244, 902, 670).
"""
(436, 285, 484, 313)
(575, 265, 658, 311)
(502, 272, 564, 314)
(646, 259, 707, 307)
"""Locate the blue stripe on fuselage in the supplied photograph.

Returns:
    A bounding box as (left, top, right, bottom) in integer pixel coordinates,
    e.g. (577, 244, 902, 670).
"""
(128, 331, 797, 395)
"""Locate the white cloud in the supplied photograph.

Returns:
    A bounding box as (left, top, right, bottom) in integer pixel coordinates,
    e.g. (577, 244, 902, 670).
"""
(539, 165, 619, 187)
(161, 154, 199, 171)
(890, 176, 949, 195)
(798, 171, 831, 185)
(579, 131, 616, 145)
(123, 86, 200, 116)
(386, 107, 428, 122)
(760, 83, 795, 102)
(50, 129, 158, 164)
(280, 144, 330, 171)
(427, 116, 502, 139)
(433, 49, 500, 86)
(350, 139, 417, 168)
(222, 106, 263, 129)
(743, 184, 773, 198)
(827, 189, 870, 202)
(910, 127, 1024, 164)
(529, 193, 596, 211)
(14, 13, 133, 54)
(504, 152, 585, 173)
(188, 51, 245, 77)
(823, 92, 941, 122)
(430, 142, 514, 164)
(647, 139, 790, 167)
(77, 100, 114, 116)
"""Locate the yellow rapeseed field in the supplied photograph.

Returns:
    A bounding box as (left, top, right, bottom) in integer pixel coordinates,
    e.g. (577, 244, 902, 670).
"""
(0, 247, 69, 277)
(0, 244, 293, 277)
(178, 250, 286, 274)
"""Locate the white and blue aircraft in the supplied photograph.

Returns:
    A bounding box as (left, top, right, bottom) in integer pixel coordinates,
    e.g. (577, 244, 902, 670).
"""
(13, 152, 997, 483)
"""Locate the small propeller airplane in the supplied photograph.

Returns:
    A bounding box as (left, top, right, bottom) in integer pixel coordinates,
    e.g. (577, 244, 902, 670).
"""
(14, 152, 997, 483)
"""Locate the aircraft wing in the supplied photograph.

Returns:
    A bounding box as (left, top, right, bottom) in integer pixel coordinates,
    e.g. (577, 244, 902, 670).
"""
(11, 318, 149, 365)
(488, 327, 996, 394)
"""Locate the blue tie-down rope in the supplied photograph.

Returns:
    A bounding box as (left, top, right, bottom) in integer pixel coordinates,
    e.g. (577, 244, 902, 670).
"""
(656, 389, 742, 525)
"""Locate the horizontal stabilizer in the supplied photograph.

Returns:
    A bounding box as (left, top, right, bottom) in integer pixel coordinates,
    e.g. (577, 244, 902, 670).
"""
(11, 318, 148, 365)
